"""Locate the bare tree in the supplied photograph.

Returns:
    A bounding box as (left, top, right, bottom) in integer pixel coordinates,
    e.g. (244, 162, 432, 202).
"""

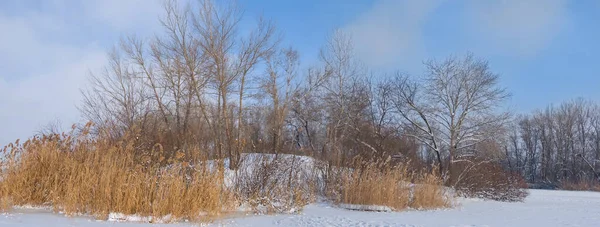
(259, 47, 300, 155)
(519, 115, 541, 181)
(80, 48, 150, 140)
(390, 53, 510, 177)
(192, 0, 277, 168)
(81, 0, 277, 166)
(318, 30, 364, 164)
(289, 67, 329, 156)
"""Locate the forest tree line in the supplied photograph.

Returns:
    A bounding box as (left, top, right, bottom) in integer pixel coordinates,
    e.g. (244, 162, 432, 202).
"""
(504, 99, 600, 186)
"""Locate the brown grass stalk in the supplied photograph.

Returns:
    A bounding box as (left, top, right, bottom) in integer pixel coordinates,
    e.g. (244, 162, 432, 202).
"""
(410, 171, 451, 209)
(0, 130, 452, 223)
(328, 159, 451, 211)
(0, 133, 232, 223)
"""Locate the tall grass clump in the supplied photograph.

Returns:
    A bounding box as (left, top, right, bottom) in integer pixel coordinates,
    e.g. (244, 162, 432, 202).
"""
(0, 126, 232, 223)
(325, 157, 452, 211)
(410, 170, 452, 209)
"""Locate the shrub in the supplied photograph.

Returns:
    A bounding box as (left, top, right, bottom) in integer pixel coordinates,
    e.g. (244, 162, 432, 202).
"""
(559, 181, 600, 192)
(233, 154, 316, 214)
(450, 159, 529, 202)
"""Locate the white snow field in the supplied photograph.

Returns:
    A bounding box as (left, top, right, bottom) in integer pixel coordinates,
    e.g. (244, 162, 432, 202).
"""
(1, 189, 599, 227)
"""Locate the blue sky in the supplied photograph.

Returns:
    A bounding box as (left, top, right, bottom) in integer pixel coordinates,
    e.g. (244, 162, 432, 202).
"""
(1, 0, 599, 145)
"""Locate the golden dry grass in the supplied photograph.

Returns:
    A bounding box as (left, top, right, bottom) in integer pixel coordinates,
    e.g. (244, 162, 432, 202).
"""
(0, 128, 451, 223)
(0, 133, 232, 222)
(330, 160, 452, 211)
(338, 164, 411, 210)
(411, 172, 452, 209)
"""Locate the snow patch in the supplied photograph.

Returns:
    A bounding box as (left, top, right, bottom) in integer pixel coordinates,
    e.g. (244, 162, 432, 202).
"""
(338, 203, 393, 212)
(108, 213, 174, 223)
(2, 190, 600, 226)
(12, 205, 53, 210)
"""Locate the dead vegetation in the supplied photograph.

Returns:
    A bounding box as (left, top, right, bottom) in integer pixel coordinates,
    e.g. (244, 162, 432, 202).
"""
(0, 125, 452, 223)
(411, 172, 452, 209)
(233, 154, 316, 214)
(324, 158, 451, 211)
(560, 181, 600, 192)
(0, 128, 232, 222)
(450, 159, 529, 202)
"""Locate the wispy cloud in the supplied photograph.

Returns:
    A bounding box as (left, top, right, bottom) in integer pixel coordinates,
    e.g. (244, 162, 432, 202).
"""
(0, 13, 103, 145)
(343, 0, 569, 69)
(0, 0, 161, 145)
(0, 52, 105, 144)
(82, 0, 162, 32)
(465, 0, 569, 56)
(343, 0, 444, 71)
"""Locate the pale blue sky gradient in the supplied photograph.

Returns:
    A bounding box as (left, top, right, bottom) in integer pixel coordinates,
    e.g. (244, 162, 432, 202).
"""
(1, 0, 599, 145)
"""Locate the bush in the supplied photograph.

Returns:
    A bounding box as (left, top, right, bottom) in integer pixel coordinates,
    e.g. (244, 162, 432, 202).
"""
(233, 154, 316, 214)
(450, 159, 529, 202)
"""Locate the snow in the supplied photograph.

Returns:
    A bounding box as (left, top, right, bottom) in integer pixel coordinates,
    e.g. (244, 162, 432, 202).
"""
(215, 189, 600, 226)
(0, 211, 191, 227)
(2, 189, 599, 226)
(337, 203, 394, 212)
(222, 153, 317, 188)
(107, 213, 174, 223)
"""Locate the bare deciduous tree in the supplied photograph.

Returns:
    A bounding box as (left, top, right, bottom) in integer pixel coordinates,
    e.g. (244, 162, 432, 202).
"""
(260, 47, 300, 155)
(506, 99, 600, 185)
(390, 53, 510, 177)
(80, 48, 149, 140)
(81, 0, 277, 168)
(192, 0, 277, 169)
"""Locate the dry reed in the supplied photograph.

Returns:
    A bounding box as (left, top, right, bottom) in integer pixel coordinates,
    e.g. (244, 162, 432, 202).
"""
(0, 128, 452, 223)
(0, 132, 232, 223)
(328, 158, 451, 211)
(410, 171, 452, 209)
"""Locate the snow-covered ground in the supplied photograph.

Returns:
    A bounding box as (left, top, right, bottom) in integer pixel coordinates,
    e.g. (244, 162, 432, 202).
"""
(2, 189, 599, 227)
